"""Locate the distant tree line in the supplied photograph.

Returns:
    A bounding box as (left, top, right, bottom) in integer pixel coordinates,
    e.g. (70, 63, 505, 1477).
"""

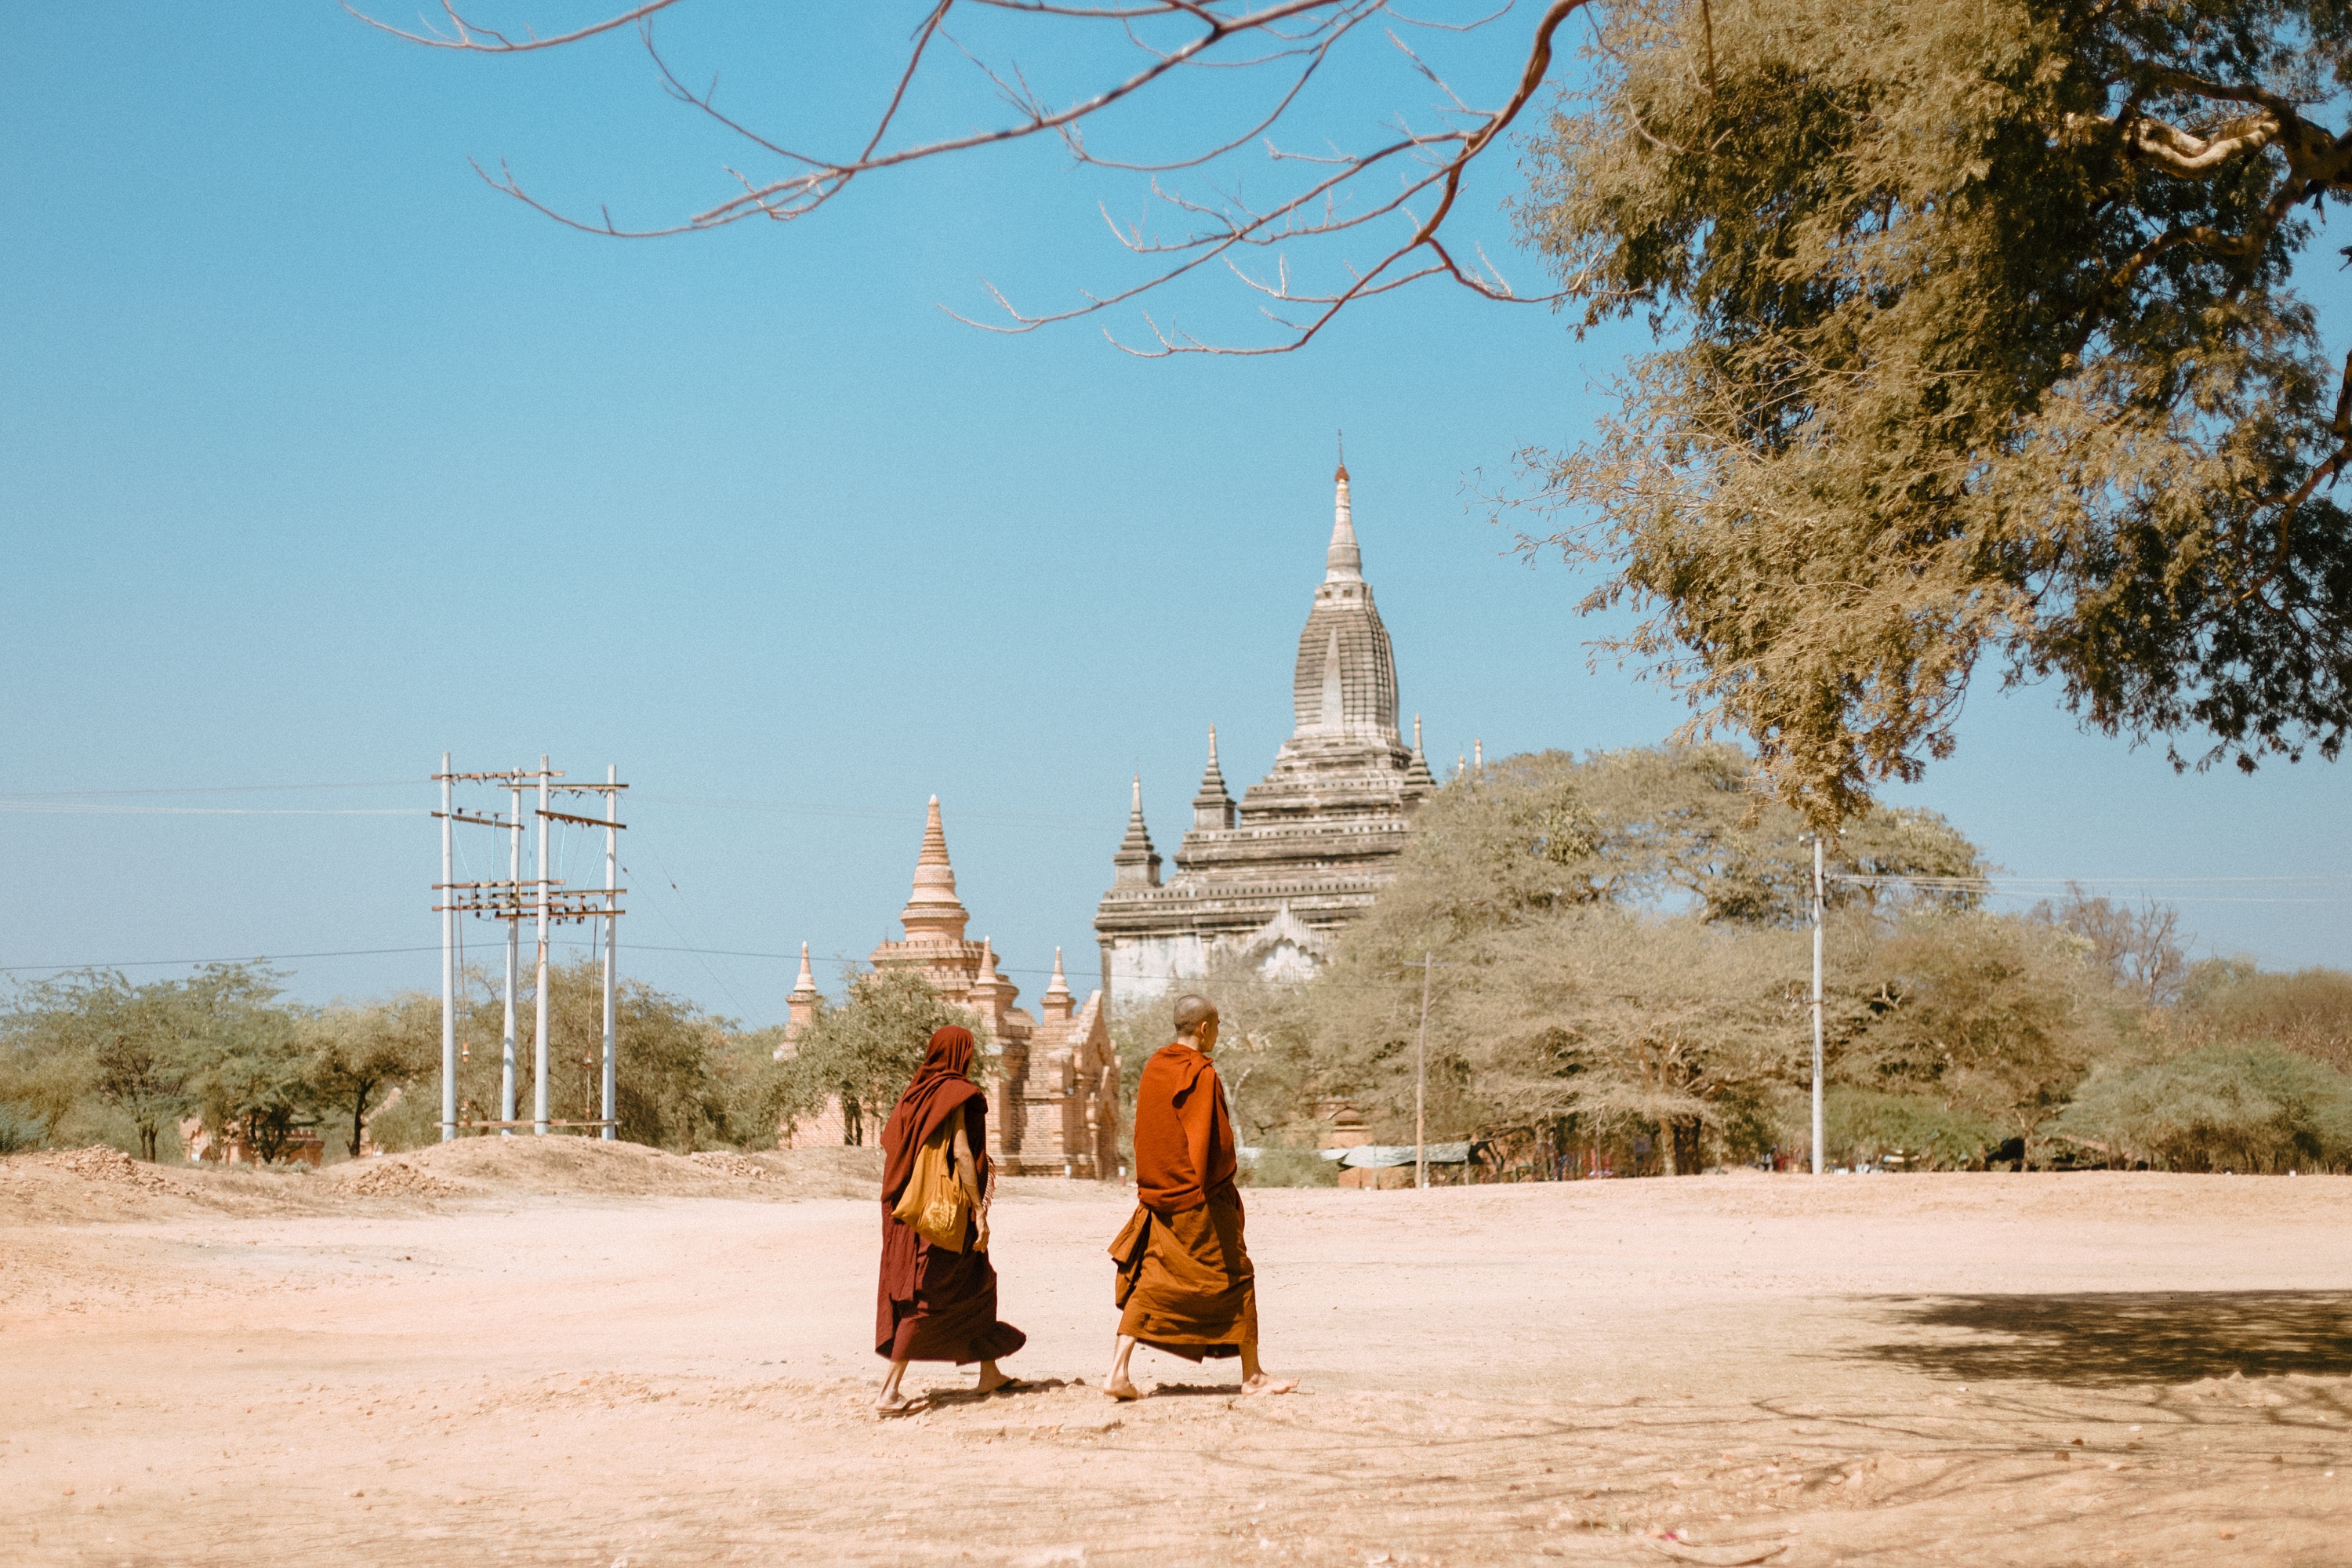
(0, 959, 794, 1162)
(13, 747, 2349, 1178)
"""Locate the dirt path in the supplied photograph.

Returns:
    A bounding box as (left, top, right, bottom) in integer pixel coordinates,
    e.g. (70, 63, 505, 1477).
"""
(5, 1147, 2350, 1566)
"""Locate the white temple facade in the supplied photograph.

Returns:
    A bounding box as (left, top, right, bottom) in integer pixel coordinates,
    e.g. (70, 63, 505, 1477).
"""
(1093, 460, 1436, 999)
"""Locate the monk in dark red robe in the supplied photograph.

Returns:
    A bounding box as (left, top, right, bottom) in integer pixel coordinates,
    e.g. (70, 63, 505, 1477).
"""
(875, 1025, 1025, 1412)
(1104, 994, 1295, 1399)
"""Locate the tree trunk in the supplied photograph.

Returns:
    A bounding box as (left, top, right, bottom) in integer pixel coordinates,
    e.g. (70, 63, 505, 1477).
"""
(1673, 1118, 1704, 1175)
(137, 1120, 158, 1163)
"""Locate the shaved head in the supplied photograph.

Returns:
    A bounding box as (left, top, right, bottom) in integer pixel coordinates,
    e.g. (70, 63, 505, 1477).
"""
(1172, 993, 1218, 1036)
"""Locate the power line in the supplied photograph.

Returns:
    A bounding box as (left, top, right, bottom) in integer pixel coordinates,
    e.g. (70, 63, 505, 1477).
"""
(0, 805, 426, 817)
(0, 946, 441, 974)
(0, 780, 422, 800)
(1, 942, 1078, 978)
(633, 793, 1100, 828)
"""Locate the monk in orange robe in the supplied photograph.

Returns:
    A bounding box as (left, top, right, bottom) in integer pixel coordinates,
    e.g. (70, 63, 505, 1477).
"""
(1104, 993, 1295, 1399)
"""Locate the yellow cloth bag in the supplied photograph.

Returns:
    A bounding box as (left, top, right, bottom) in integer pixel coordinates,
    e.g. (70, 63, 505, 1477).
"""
(891, 1122, 972, 1251)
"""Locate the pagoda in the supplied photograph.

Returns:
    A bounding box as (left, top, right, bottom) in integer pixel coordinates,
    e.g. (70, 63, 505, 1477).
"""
(781, 796, 1121, 1177)
(1093, 459, 1436, 998)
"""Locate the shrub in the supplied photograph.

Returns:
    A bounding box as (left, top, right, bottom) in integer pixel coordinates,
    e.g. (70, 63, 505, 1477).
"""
(1821, 1088, 1998, 1170)
(0, 1102, 48, 1154)
(1240, 1143, 1339, 1189)
(2058, 1044, 2352, 1173)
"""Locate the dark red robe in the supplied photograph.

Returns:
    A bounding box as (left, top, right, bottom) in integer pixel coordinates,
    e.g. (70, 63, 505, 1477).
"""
(874, 1026, 1026, 1364)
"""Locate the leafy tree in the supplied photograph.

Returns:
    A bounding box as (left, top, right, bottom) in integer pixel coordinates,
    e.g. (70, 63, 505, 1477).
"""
(1514, 0, 2352, 822)
(173, 965, 310, 1164)
(303, 996, 437, 1158)
(1449, 906, 1808, 1171)
(780, 969, 982, 1146)
(0, 970, 195, 1161)
(1838, 910, 2114, 1152)
(1302, 746, 1981, 1160)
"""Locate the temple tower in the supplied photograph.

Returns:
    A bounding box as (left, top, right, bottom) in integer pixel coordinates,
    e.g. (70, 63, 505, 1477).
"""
(1094, 458, 1437, 998)
(782, 797, 1122, 1178)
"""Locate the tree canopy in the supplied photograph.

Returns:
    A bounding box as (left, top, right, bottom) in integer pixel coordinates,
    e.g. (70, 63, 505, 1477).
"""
(777, 969, 984, 1145)
(1514, 0, 2352, 821)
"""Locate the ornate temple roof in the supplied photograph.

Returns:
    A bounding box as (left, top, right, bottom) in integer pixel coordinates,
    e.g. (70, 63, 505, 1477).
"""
(1095, 459, 1436, 994)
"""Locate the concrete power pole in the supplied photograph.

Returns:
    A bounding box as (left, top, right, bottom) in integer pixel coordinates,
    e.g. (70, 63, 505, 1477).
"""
(502, 780, 521, 1137)
(601, 764, 619, 1141)
(533, 754, 551, 1137)
(1811, 834, 1826, 1176)
(439, 753, 456, 1143)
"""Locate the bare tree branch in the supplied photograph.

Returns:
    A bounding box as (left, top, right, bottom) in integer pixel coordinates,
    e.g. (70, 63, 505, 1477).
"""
(342, 0, 684, 52)
(350, 0, 1588, 352)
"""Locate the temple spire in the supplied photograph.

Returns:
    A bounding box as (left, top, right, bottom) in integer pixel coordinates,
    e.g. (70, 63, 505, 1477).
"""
(1406, 712, 1436, 792)
(1192, 724, 1236, 831)
(1112, 774, 1163, 889)
(1325, 456, 1363, 583)
(897, 794, 970, 943)
(1041, 946, 1074, 1019)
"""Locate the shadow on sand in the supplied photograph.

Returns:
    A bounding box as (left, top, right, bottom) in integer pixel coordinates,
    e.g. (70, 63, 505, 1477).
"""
(1854, 1290, 2352, 1386)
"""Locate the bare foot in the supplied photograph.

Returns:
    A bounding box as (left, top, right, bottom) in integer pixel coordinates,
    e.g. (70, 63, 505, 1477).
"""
(1240, 1372, 1298, 1396)
(875, 1390, 917, 1416)
(1102, 1376, 1143, 1402)
(975, 1366, 1019, 1396)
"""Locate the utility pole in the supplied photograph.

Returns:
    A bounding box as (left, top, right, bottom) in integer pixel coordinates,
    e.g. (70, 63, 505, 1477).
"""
(439, 753, 456, 1143)
(1416, 949, 1433, 1189)
(534, 753, 550, 1137)
(502, 779, 520, 1137)
(1811, 833, 1826, 1176)
(435, 757, 625, 1138)
(601, 764, 618, 1141)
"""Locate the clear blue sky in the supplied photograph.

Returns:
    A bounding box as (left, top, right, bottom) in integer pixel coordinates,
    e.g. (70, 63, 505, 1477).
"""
(4, 5, 2347, 1023)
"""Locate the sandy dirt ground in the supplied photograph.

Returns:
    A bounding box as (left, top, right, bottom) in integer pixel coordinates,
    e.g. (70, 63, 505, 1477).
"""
(4, 1142, 2350, 1567)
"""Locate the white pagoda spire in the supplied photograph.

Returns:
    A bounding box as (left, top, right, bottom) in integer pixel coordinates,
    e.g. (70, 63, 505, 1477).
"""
(1325, 454, 1363, 583)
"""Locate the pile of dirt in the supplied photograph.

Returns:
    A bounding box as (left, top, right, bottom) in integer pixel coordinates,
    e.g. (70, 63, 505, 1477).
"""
(322, 1137, 887, 1202)
(2, 1138, 893, 1225)
(0, 1145, 227, 1225)
(30, 1145, 179, 1192)
(333, 1157, 471, 1199)
(687, 1151, 774, 1181)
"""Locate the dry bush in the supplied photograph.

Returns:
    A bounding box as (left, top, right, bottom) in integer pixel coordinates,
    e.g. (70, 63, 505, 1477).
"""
(2058, 1044, 2352, 1172)
(2180, 963, 2352, 1075)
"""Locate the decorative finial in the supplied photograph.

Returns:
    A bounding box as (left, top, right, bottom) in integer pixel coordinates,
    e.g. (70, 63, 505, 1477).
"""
(1336, 428, 1348, 482)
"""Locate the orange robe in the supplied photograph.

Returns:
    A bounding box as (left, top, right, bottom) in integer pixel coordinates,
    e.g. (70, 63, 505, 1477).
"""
(1109, 1043, 1256, 1359)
